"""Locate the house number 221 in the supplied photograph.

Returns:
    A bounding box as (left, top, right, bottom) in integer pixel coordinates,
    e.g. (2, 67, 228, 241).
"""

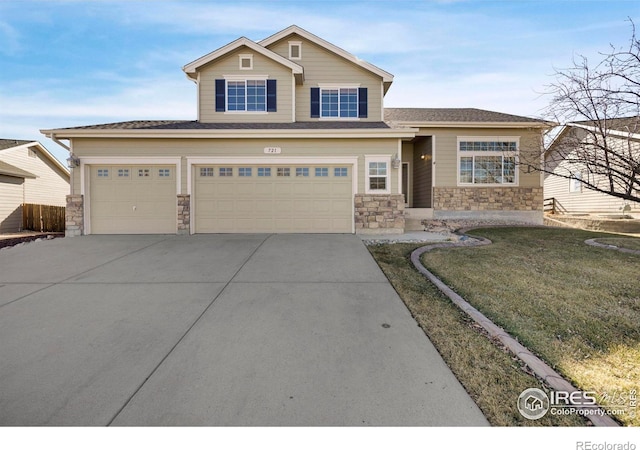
(264, 147, 282, 154)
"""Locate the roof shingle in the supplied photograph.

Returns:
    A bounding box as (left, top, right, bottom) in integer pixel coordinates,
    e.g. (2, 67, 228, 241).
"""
(384, 108, 543, 124)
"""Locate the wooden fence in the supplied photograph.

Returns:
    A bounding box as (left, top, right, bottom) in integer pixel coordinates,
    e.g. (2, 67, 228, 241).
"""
(22, 203, 65, 232)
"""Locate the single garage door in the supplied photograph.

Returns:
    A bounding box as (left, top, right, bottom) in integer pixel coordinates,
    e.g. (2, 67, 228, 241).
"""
(89, 165, 176, 234)
(194, 164, 353, 233)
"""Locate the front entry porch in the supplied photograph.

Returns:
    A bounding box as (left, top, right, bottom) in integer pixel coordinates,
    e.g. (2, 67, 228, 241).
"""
(402, 136, 434, 231)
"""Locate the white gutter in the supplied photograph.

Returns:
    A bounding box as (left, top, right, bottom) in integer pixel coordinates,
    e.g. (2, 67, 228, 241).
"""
(39, 128, 419, 140)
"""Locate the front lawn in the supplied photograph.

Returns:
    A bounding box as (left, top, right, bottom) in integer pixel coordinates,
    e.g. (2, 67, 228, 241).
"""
(369, 227, 640, 426)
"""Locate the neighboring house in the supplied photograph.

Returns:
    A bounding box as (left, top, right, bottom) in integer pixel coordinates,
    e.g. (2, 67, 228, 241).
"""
(544, 119, 640, 216)
(41, 25, 549, 236)
(0, 139, 70, 233)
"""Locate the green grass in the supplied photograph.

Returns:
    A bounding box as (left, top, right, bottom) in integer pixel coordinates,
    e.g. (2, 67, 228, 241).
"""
(368, 242, 586, 426)
(419, 227, 640, 426)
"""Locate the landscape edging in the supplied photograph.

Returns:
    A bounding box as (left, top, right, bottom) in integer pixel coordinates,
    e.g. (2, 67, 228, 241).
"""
(410, 227, 619, 427)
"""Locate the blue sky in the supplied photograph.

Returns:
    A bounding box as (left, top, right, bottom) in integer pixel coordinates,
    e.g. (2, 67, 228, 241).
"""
(1, 0, 639, 163)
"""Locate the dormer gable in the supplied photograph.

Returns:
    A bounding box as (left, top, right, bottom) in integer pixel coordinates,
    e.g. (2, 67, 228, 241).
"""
(259, 25, 393, 94)
(183, 37, 304, 85)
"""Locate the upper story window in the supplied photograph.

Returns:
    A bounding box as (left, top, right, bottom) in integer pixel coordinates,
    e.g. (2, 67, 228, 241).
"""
(228, 80, 266, 112)
(216, 79, 277, 113)
(458, 138, 518, 185)
(311, 86, 367, 119)
(289, 41, 302, 60)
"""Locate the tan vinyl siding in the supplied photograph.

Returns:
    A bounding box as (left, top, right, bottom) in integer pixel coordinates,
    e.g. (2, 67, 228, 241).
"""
(72, 137, 400, 195)
(1, 146, 69, 206)
(544, 170, 640, 214)
(422, 128, 542, 189)
(265, 35, 384, 122)
(198, 46, 294, 123)
(0, 175, 24, 232)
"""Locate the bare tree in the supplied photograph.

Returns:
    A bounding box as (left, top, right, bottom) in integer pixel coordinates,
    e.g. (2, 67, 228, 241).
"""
(531, 20, 640, 204)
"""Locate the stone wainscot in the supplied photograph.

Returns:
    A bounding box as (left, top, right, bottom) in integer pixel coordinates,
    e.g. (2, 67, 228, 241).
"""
(355, 194, 405, 234)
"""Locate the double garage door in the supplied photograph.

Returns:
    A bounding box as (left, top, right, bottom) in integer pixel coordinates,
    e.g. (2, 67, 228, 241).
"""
(194, 164, 353, 233)
(89, 163, 353, 234)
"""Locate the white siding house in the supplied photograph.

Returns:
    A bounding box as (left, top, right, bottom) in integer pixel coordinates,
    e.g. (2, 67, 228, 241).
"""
(0, 140, 70, 233)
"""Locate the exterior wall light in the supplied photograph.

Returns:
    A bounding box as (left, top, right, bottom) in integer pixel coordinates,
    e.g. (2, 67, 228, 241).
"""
(66, 154, 80, 168)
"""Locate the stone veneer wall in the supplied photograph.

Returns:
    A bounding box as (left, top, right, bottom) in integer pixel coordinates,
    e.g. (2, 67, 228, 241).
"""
(177, 194, 190, 234)
(433, 187, 543, 211)
(65, 194, 84, 237)
(355, 194, 405, 234)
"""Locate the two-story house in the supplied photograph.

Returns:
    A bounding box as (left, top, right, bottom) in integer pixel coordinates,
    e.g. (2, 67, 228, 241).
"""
(42, 25, 549, 236)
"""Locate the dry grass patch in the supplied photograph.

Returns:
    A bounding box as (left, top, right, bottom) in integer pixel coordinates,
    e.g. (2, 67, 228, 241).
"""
(368, 243, 585, 426)
(419, 227, 640, 426)
(593, 237, 640, 251)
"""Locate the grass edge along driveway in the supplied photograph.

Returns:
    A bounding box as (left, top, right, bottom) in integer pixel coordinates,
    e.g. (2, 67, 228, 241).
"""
(368, 227, 640, 426)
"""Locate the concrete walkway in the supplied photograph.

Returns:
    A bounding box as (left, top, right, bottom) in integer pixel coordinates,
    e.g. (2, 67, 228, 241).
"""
(0, 234, 487, 426)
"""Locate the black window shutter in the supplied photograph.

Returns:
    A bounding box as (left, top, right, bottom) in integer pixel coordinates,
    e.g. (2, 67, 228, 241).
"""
(267, 79, 277, 112)
(215, 79, 226, 112)
(358, 87, 368, 118)
(310, 87, 320, 118)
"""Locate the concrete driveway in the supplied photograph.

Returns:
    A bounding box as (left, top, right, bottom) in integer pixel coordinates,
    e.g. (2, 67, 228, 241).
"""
(0, 234, 488, 426)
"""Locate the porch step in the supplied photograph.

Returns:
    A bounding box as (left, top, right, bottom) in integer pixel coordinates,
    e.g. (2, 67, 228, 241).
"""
(405, 217, 425, 231)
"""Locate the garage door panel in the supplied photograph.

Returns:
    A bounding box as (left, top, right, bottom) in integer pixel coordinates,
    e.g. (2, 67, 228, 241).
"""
(194, 164, 352, 233)
(90, 165, 175, 234)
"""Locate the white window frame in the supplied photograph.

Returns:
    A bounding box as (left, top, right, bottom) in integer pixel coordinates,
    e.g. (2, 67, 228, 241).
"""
(288, 41, 302, 60)
(456, 137, 519, 186)
(317, 83, 360, 120)
(365, 155, 391, 194)
(223, 75, 269, 114)
(239, 54, 253, 70)
(570, 171, 582, 192)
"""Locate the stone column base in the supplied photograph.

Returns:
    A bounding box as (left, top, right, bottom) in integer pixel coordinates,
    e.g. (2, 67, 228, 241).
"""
(177, 194, 190, 235)
(65, 194, 84, 237)
(354, 194, 405, 234)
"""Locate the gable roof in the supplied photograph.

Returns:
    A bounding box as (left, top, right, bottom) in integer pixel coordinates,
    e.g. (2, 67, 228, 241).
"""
(385, 108, 550, 128)
(259, 25, 394, 93)
(568, 116, 640, 140)
(0, 160, 36, 179)
(182, 36, 304, 84)
(0, 139, 32, 151)
(0, 139, 69, 177)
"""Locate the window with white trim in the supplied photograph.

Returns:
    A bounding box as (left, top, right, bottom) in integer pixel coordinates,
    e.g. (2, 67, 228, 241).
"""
(258, 167, 271, 177)
(227, 80, 266, 112)
(158, 168, 170, 177)
(137, 168, 150, 178)
(239, 167, 252, 177)
(321, 88, 358, 118)
(458, 139, 518, 185)
(117, 168, 130, 178)
(296, 167, 309, 177)
(97, 168, 109, 178)
(277, 167, 290, 177)
(570, 171, 582, 192)
(365, 156, 390, 194)
(219, 167, 233, 177)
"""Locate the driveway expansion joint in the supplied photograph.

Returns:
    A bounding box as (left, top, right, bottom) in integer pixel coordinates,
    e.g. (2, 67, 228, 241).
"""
(410, 227, 619, 427)
(106, 234, 273, 426)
